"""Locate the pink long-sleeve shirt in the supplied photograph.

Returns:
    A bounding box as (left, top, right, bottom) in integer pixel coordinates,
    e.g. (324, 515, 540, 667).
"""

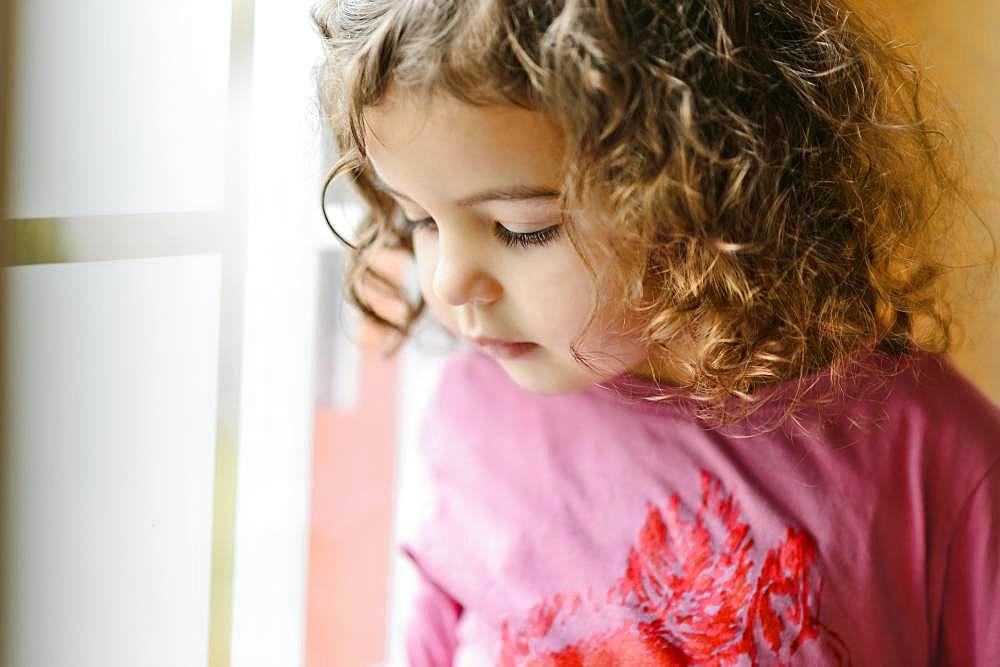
(399, 347, 1000, 666)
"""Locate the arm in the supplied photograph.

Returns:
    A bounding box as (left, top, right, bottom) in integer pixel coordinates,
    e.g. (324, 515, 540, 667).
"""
(401, 547, 463, 667)
(936, 460, 1000, 666)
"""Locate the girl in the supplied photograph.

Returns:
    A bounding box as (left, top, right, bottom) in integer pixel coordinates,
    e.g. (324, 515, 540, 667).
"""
(314, 1, 1000, 664)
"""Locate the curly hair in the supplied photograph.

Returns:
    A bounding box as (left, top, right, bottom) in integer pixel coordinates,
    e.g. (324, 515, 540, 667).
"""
(313, 0, 989, 429)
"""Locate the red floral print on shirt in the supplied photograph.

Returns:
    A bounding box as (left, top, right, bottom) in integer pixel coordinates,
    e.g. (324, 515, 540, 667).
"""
(497, 471, 850, 666)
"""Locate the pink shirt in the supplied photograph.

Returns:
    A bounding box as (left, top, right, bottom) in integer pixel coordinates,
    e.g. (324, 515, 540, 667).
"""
(400, 348, 1000, 665)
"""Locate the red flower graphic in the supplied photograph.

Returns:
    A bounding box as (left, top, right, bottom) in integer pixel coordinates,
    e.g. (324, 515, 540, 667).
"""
(497, 471, 849, 666)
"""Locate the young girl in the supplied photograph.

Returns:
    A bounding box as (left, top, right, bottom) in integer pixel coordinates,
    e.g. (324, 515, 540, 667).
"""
(314, 0, 1000, 664)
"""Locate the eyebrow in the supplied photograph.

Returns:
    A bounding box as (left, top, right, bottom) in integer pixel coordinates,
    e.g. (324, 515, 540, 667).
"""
(372, 174, 561, 207)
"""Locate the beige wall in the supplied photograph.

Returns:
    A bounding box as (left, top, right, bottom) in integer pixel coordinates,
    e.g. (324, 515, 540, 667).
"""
(877, 0, 1000, 403)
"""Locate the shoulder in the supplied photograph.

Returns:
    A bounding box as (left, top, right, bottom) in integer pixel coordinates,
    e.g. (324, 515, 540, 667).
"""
(883, 351, 1000, 439)
(872, 350, 1000, 489)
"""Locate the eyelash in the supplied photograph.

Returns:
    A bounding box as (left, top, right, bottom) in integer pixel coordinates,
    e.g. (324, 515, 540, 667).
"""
(402, 217, 562, 249)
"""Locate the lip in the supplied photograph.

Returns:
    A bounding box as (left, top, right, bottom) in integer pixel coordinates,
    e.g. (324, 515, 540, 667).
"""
(469, 337, 539, 359)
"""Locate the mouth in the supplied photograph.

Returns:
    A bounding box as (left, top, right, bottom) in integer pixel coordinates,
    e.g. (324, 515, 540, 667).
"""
(470, 337, 539, 359)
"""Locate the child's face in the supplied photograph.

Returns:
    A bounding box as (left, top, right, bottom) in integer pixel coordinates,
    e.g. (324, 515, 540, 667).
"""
(364, 91, 652, 394)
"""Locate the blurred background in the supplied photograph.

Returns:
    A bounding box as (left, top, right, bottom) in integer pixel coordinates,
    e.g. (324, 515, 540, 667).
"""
(0, 1, 996, 666)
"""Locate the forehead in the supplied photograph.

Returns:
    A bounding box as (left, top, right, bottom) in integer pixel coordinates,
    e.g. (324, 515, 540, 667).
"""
(361, 92, 566, 202)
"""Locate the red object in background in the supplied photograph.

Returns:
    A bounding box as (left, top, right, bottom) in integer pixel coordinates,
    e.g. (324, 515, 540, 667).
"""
(306, 255, 406, 667)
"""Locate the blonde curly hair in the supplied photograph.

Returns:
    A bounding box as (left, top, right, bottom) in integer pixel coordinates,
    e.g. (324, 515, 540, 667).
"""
(313, 0, 989, 428)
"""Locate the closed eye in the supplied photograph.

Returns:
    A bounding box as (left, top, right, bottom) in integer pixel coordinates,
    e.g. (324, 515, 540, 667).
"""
(401, 216, 561, 249)
(493, 222, 561, 248)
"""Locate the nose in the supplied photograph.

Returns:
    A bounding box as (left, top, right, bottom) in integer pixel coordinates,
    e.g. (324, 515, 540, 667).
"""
(432, 227, 503, 307)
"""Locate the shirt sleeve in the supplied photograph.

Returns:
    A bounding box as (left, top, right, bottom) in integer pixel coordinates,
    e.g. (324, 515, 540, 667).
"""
(936, 460, 1000, 666)
(401, 546, 463, 667)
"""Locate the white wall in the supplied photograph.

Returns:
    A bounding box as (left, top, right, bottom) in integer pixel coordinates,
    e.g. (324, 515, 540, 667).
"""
(1, 1, 258, 666)
(228, 0, 327, 663)
(1, 1, 428, 665)
(2, 257, 222, 667)
(7, 0, 231, 219)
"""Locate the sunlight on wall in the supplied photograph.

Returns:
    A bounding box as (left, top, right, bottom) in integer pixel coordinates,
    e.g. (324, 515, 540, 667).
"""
(877, 0, 1000, 401)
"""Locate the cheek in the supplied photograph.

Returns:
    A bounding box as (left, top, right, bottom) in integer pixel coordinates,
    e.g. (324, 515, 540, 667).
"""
(522, 246, 595, 326)
(540, 255, 637, 350)
(537, 268, 594, 337)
